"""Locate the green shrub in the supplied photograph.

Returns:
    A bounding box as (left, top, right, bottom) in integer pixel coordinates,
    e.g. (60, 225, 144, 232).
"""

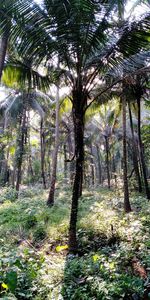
(25, 215, 37, 229)
(33, 225, 47, 243)
(0, 246, 44, 299)
(0, 187, 18, 203)
(62, 253, 144, 300)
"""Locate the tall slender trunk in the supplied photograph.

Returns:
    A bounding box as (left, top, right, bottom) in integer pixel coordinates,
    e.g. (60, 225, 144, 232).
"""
(40, 120, 46, 189)
(112, 155, 117, 188)
(0, 130, 8, 186)
(0, 149, 7, 186)
(105, 136, 110, 189)
(67, 128, 75, 185)
(28, 124, 34, 180)
(128, 101, 142, 193)
(118, 7, 131, 211)
(0, 28, 10, 81)
(137, 97, 150, 199)
(47, 142, 51, 181)
(122, 94, 131, 212)
(64, 144, 67, 181)
(0, 121, 7, 185)
(16, 111, 26, 192)
(90, 143, 95, 186)
(28, 155, 34, 179)
(12, 156, 16, 188)
(96, 144, 102, 184)
(68, 91, 85, 253)
(47, 85, 60, 205)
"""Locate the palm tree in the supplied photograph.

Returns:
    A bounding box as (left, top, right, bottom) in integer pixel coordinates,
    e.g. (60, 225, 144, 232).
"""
(1, 56, 52, 191)
(0, 1, 11, 81)
(135, 77, 150, 199)
(128, 100, 142, 193)
(0, 29, 10, 82)
(0, 90, 46, 190)
(47, 84, 60, 205)
(87, 100, 121, 189)
(3, 0, 150, 252)
(40, 119, 47, 189)
(124, 72, 150, 198)
(122, 90, 132, 212)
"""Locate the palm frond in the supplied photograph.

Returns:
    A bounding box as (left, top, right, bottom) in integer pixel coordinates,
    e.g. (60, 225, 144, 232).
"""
(2, 57, 52, 91)
(59, 96, 72, 116)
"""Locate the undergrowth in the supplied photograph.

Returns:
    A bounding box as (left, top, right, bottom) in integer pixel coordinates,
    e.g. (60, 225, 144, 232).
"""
(0, 185, 150, 299)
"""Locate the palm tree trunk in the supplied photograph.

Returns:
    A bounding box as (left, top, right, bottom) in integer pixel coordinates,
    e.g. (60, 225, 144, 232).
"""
(137, 97, 150, 199)
(28, 125, 34, 180)
(90, 143, 95, 185)
(40, 120, 46, 189)
(16, 92, 29, 192)
(96, 145, 102, 185)
(122, 94, 131, 212)
(47, 143, 51, 180)
(47, 85, 60, 206)
(28, 155, 34, 179)
(0, 28, 10, 81)
(128, 101, 142, 193)
(16, 111, 26, 192)
(64, 144, 67, 181)
(112, 155, 117, 188)
(105, 136, 110, 189)
(67, 128, 75, 185)
(68, 92, 85, 253)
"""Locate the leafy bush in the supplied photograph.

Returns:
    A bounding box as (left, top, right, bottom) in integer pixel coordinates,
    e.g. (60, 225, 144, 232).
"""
(0, 247, 44, 299)
(25, 215, 37, 229)
(33, 225, 47, 243)
(62, 253, 144, 300)
(0, 187, 18, 203)
(19, 189, 36, 198)
(0, 187, 150, 300)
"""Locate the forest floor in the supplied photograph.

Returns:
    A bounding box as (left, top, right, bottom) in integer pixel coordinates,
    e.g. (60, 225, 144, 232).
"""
(0, 184, 150, 300)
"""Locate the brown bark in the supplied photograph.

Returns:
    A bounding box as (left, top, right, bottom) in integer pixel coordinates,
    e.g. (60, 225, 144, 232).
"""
(47, 142, 51, 180)
(105, 136, 110, 189)
(128, 101, 142, 193)
(90, 143, 95, 186)
(28, 128, 34, 180)
(64, 144, 68, 181)
(67, 127, 75, 185)
(47, 85, 60, 205)
(40, 120, 46, 189)
(15, 111, 26, 192)
(122, 94, 131, 213)
(112, 155, 117, 188)
(137, 96, 150, 200)
(96, 144, 102, 185)
(68, 90, 85, 253)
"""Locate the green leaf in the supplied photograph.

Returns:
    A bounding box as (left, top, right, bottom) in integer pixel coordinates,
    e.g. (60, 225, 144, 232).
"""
(6, 270, 17, 293)
(92, 254, 100, 262)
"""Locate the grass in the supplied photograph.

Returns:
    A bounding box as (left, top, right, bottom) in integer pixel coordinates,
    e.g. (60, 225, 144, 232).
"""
(0, 185, 150, 299)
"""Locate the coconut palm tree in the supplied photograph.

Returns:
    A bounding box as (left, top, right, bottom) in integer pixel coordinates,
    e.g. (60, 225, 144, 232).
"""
(87, 100, 121, 189)
(128, 100, 143, 193)
(133, 75, 150, 199)
(0, 90, 47, 190)
(47, 84, 60, 204)
(0, 1, 11, 81)
(2, 0, 150, 251)
(0, 55, 52, 191)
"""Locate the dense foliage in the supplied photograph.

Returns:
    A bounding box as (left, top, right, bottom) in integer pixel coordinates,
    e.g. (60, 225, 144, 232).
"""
(0, 187, 150, 299)
(0, 0, 150, 298)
